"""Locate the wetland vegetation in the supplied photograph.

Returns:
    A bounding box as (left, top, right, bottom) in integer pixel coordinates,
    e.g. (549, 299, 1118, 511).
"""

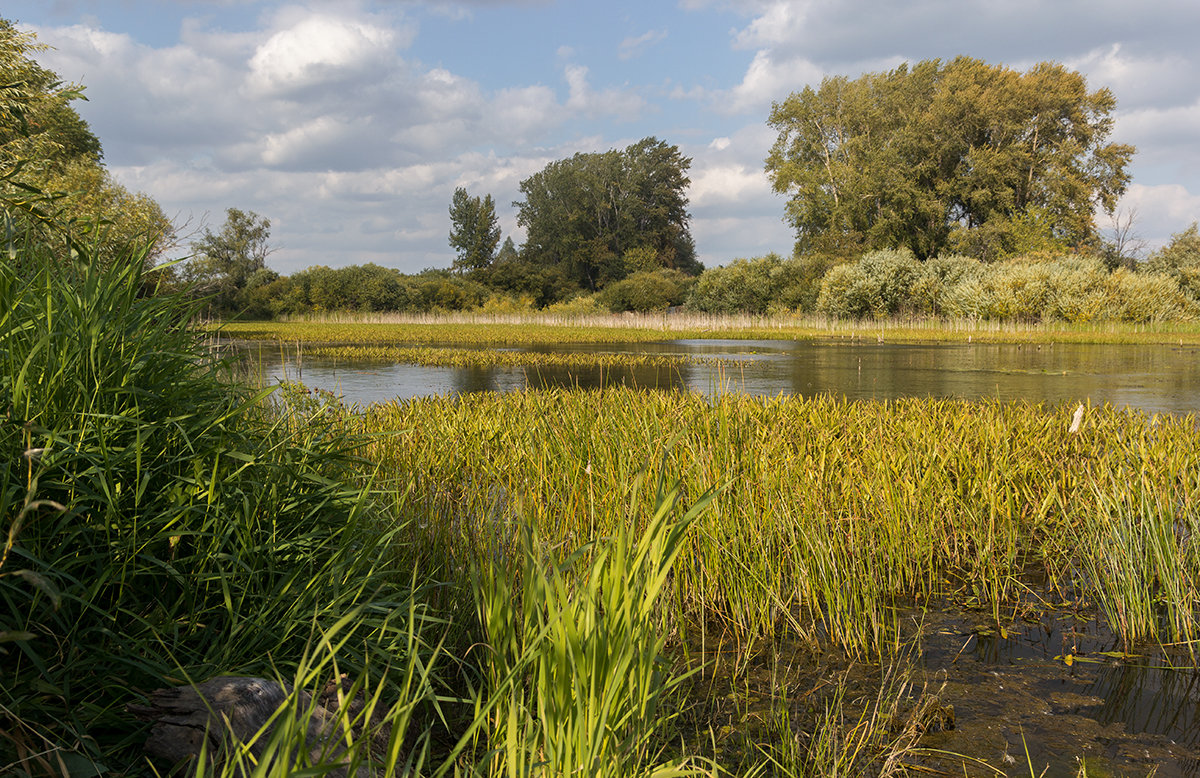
(6, 17, 1200, 777)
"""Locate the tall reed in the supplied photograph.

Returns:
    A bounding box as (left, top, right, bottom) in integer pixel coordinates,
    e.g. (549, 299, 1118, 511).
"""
(358, 390, 1200, 654)
(0, 246, 441, 773)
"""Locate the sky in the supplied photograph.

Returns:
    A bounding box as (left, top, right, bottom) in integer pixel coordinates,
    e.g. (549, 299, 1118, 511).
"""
(6, 0, 1200, 275)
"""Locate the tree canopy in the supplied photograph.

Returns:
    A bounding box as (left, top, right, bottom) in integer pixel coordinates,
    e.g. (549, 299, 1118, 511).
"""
(185, 207, 274, 314)
(1, 19, 173, 265)
(765, 57, 1135, 260)
(515, 137, 699, 291)
(448, 187, 501, 273)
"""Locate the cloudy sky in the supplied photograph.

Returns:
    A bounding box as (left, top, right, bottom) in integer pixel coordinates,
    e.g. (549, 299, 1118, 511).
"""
(7, 0, 1200, 275)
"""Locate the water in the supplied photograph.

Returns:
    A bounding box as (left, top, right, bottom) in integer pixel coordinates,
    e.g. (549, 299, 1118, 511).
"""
(914, 609, 1200, 776)
(250, 338, 1200, 415)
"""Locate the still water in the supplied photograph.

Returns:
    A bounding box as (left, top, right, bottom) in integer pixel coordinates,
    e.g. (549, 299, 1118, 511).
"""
(256, 339, 1200, 415)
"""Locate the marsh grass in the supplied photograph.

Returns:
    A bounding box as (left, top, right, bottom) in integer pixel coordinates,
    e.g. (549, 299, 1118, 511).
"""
(298, 344, 723, 371)
(359, 390, 1200, 655)
(468, 481, 715, 778)
(223, 312, 1200, 348)
(0, 246, 450, 774)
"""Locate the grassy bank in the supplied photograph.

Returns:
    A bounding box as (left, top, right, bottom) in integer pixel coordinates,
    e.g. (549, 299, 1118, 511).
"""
(221, 312, 1200, 349)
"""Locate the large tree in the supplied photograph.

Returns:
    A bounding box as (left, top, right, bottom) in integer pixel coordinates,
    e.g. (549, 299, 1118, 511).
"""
(515, 136, 698, 291)
(765, 57, 1135, 260)
(448, 187, 501, 273)
(185, 207, 273, 314)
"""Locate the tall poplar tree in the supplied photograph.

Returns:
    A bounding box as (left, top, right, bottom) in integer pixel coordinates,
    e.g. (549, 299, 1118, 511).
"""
(448, 187, 501, 273)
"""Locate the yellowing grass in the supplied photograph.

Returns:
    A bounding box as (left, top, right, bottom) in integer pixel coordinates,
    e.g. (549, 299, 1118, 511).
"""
(357, 390, 1200, 653)
(220, 312, 1200, 348)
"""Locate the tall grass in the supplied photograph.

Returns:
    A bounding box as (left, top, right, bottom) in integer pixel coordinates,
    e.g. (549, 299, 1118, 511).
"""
(469, 482, 713, 778)
(0, 246, 441, 773)
(359, 390, 1200, 654)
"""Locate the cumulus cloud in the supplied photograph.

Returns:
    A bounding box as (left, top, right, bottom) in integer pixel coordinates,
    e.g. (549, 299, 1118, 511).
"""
(720, 49, 825, 114)
(246, 14, 396, 97)
(1117, 183, 1200, 250)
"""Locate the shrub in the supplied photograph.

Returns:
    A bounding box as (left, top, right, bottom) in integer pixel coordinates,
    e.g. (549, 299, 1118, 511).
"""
(686, 254, 782, 314)
(816, 248, 922, 318)
(599, 269, 693, 312)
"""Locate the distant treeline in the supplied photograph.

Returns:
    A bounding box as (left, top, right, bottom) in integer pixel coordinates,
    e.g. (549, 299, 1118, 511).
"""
(237, 222, 1200, 323)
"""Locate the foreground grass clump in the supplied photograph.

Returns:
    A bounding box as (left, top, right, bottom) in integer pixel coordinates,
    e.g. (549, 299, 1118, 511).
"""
(0, 250, 445, 773)
(360, 389, 1200, 653)
(0, 246, 711, 776)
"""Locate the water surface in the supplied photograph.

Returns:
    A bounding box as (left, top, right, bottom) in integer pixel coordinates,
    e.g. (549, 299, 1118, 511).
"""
(251, 338, 1200, 415)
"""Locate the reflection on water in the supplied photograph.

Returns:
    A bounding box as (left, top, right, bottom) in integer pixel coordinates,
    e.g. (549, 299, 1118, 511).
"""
(254, 339, 1200, 415)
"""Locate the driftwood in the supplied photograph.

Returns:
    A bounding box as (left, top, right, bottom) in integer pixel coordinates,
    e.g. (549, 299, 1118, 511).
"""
(127, 675, 381, 777)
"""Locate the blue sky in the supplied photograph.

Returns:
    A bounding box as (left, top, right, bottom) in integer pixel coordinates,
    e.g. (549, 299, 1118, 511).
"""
(7, 0, 1200, 275)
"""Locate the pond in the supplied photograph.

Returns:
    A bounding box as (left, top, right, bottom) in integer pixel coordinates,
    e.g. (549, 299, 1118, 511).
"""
(251, 338, 1200, 415)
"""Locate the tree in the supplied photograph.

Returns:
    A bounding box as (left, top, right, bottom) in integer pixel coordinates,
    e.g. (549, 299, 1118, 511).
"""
(515, 137, 698, 291)
(765, 57, 1135, 260)
(185, 207, 273, 314)
(1144, 222, 1200, 301)
(1, 19, 174, 267)
(448, 187, 500, 273)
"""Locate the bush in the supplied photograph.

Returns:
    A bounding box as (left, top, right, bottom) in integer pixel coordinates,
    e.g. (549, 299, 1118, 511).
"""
(686, 253, 799, 315)
(598, 269, 693, 312)
(816, 248, 922, 318)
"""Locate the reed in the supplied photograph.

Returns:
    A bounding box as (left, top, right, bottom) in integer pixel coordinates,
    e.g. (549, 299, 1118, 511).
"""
(0, 245, 447, 773)
(298, 344, 723, 370)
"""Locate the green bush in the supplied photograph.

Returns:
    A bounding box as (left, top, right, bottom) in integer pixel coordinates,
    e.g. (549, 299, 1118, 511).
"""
(598, 269, 693, 312)
(816, 248, 922, 318)
(686, 252, 830, 314)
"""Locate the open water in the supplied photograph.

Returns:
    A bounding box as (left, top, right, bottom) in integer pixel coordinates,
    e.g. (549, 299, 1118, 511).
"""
(253, 338, 1200, 415)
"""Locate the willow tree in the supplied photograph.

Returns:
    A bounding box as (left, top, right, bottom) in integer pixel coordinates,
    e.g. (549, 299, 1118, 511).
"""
(1, 18, 174, 265)
(765, 57, 1135, 260)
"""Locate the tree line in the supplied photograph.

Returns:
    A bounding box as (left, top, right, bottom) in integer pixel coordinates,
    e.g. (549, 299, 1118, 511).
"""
(8, 13, 1197, 323)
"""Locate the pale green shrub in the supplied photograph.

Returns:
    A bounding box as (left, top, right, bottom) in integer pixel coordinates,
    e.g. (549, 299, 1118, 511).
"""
(816, 248, 922, 318)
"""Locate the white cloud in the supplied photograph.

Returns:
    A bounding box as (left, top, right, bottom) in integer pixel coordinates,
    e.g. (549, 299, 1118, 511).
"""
(246, 13, 396, 97)
(618, 29, 667, 61)
(720, 49, 824, 115)
(1116, 183, 1200, 250)
(564, 64, 645, 120)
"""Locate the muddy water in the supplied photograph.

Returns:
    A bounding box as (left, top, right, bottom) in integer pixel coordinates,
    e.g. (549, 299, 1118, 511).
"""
(254, 339, 1200, 415)
(706, 608, 1200, 776)
(912, 609, 1200, 776)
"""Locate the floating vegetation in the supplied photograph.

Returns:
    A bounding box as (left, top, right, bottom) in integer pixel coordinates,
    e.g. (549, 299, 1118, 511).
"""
(299, 343, 726, 370)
